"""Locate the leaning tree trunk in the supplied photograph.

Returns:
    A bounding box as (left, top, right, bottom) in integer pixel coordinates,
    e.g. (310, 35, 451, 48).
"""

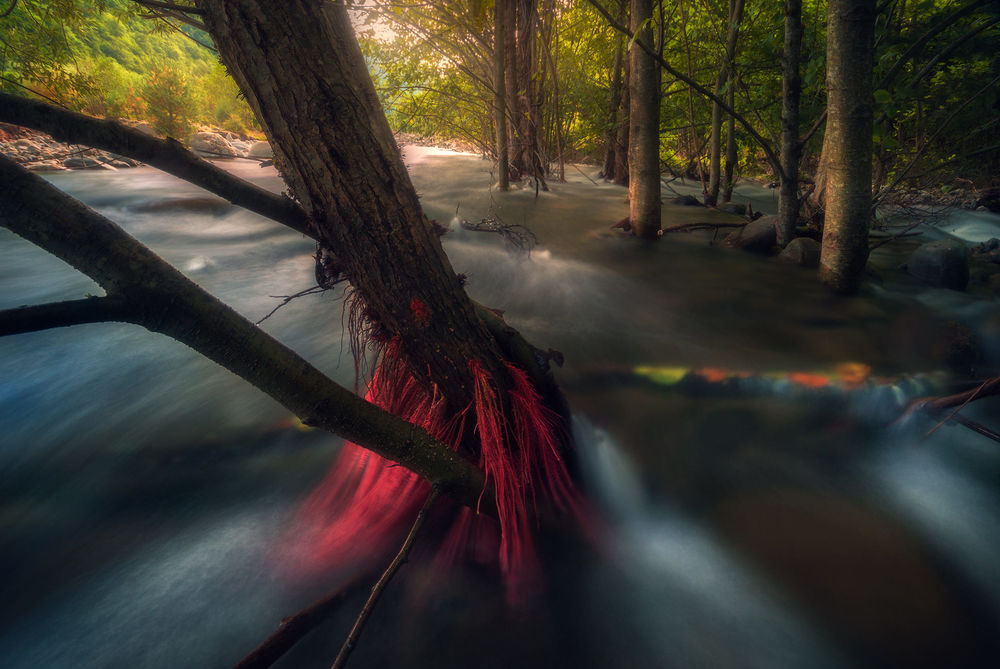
(777, 0, 803, 246)
(194, 0, 580, 595)
(819, 0, 875, 294)
(628, 0, 661, 238)
(706, 0, 745, 206)
(495, 0, 510, 191)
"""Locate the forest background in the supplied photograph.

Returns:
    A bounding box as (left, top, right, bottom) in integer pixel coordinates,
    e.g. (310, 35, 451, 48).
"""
(3, 0, 997, 198)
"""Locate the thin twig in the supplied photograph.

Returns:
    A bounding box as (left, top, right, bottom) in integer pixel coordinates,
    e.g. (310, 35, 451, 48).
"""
(255, 285, 328, 325)
(330, 486, 440, 669)
(924, 378, 990, 437)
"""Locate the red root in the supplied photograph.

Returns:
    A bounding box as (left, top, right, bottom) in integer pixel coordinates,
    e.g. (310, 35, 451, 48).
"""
(283, 343, 583, 603)
(409, 296, 430, 323)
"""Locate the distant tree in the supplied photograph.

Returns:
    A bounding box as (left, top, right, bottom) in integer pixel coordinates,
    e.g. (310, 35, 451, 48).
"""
(142, 64, 197, 138)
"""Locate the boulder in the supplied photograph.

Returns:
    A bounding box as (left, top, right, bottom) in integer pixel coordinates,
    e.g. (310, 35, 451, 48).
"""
(777, 237, 821, 267)
(724, 215, 777, 254)
(134, 122, 157, 136)
(63, 156, 104, 169)
(247, 140, 273, 159)
(905, 239, 970, 290)
(229, 139, 250, 156)
(670, 194, 701, 206)
(190, 131, 238, 159)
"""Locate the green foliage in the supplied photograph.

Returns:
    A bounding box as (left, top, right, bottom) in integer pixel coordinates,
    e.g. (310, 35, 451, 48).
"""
(1, 0, 258, 135)
(142, 63, 197, 138)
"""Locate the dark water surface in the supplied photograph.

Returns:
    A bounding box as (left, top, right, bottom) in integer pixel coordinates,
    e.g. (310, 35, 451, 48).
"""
(1, 152, 998, 668)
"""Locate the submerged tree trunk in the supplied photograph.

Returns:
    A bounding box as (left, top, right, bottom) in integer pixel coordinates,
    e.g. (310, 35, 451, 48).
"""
(628, 0, 660, 238)
(777, 0, 803, 246)
(707, 0, 744, 207)
(819, 0, 875, 294)
(194, 0, 579, 594)
(495, 0, 510, 191)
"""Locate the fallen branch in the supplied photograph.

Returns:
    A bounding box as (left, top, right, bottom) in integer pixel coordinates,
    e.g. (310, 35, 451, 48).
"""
(660, 221, 746, 234)
(0, 297, 129, 336)
(330, 486, 440, 669)
(0, 93, 310, 238)
(0, 154, 493, 512)
(231, 575, 368, 669)
(898, 376, 1000, 442)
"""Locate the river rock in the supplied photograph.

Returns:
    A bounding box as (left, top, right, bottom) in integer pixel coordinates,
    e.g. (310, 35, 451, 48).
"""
(975, 187, 1000, 213)
(905, 239, 970, 290)
(670, 194, 702, 206)
(777, 237, 821, 267)
(247, 140, 273, 159)
(724, 215, 777, 254)
(190, 131, 238, 159)
(27, 160, 68, 172)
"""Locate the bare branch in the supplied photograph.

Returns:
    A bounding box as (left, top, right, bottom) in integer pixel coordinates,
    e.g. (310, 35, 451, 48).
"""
(231, 574, 368, 669)
(0, 296, 130, 336)
(131, 0, 204, 15)
(330, 487, 440, 669)
(0, 154, 493, 513)
(0, 92, 312, 239)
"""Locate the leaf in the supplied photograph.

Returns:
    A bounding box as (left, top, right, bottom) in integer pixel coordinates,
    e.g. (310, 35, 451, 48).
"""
(873, 89, 892, 104)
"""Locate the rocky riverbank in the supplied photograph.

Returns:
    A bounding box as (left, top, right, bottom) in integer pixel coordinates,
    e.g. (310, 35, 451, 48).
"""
(0, 122, 273, 171)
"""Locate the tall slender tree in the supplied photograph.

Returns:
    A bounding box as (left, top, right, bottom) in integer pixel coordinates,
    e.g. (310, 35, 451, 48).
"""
(627, 0, 661, 238)
(706, 0, 745, 206)
(819, 0, 876, 293)
(777, 0, 803, 246)
(495, 0, 510, 191)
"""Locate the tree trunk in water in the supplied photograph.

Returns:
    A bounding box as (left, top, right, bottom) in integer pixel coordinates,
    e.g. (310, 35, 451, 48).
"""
(195, 0, 580, 597)
(819, 0, 875, 294)
(505, 0, 521, 175)
(707, 0, 745, 206)
(495, 0, 510, 191)
(628, 0, 660, 238)
(777, 0, 803, 246)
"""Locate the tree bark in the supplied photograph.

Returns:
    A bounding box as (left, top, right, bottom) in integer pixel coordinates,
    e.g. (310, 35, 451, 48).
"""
(494, 0, 510, 191)
(777, 0, 803, 246)
(819, 0, 875, 294)
(707, 0, 744, 206)
(0, 154, 492, 509)
(627, 0, 660, 238)
(195, 0, 510, 409)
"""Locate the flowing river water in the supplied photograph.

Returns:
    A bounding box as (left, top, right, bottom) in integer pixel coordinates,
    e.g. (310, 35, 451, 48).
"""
(1, 148, 998, 668)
